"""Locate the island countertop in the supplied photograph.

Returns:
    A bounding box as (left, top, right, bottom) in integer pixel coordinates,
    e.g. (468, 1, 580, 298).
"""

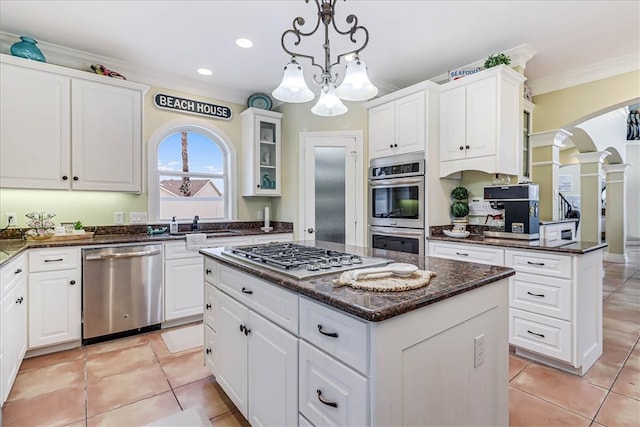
(428, 233, 607, 254)
(201, 240, 515, 322)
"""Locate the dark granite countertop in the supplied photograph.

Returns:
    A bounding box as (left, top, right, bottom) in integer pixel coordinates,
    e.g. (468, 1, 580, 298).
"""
(428, 233, 607, 254)
(0, 227, 292, 267)
(200, 241, 515, 322)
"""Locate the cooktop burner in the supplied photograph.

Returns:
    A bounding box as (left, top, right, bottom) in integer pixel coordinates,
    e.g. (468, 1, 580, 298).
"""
(222, 243, 391, 279)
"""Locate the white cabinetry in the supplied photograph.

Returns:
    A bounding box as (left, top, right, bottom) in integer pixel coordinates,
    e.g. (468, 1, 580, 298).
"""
(439, 65, 526, 177)
(211, 263, 298, 426)
(164, 241, 203, 321)
(366, 87, 436, 159)
(1, 253, 27, 405)
(241, 108, 282, 196)
(0, 54, 147, 192)
(428, 240, 504, 265)
(28, 248, 81, 349)
(506, 249, 602, 375)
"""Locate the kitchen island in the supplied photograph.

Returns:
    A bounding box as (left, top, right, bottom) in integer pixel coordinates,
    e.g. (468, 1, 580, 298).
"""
(201, 241, 515, 426)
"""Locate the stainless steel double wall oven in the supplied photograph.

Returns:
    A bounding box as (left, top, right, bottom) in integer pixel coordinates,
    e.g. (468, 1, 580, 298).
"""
(368, 152, 426, 255)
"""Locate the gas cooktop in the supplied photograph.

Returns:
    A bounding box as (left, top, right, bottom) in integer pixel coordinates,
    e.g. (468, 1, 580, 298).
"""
(222, 242, 391, 279)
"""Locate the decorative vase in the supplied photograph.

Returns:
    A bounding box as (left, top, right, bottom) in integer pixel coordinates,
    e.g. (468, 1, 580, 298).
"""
(10, 36, 46, 62)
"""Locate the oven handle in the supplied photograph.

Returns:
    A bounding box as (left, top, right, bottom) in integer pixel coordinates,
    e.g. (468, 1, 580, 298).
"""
(369, 177, 424, 186)
(369, 226, 424, 238)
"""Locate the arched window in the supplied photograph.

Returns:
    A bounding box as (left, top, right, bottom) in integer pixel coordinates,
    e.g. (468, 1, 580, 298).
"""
(148, 121, 236, 222)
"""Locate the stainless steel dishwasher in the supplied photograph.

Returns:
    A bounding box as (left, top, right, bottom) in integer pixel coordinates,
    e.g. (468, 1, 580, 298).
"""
(82, 244, 163, 343)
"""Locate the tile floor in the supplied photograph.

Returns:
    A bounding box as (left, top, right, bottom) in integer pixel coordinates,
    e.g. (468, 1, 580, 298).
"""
(1, 247, 639, 426)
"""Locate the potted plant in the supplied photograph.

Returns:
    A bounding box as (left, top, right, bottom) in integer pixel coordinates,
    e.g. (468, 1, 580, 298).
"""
(484, 53, 511, 69)
(72, 220, 85, 234)
(450, 186, 470, 229)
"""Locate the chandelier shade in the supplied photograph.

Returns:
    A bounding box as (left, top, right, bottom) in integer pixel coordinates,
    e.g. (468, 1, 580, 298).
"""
(272, 58, 315, 103)
(273, 0, 377, 116)
(311, 84, 348, 117)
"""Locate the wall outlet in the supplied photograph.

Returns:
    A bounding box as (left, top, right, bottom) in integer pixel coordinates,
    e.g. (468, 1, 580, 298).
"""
(129, 212, 148, 224)
(114, 212, 125, 225)
(6, 213, 17, 227)
(474, 334, 485, 368)
(257, 211, 263, 220)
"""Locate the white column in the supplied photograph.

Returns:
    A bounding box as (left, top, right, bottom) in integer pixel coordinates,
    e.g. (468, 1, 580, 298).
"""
(573, 151, 611, 243)
(602, 163, 630, 263)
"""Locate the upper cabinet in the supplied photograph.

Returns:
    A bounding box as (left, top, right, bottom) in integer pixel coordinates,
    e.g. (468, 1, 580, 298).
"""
(0, 54, 148, 193)
(366, 82, 438, 160)
(241, 108, 282, 197)
(439, 65, 526, 177)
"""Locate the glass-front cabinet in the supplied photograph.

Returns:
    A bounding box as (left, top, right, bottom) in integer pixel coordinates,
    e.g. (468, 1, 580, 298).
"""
(241, 108, 282, 196)
(522, 99, 535, 180)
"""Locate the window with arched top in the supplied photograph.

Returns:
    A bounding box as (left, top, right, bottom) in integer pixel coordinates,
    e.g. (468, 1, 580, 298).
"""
(148, 121, 236, 222)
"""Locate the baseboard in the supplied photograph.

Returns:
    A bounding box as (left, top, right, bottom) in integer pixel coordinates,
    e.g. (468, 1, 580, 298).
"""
(604, 251, 628, 263)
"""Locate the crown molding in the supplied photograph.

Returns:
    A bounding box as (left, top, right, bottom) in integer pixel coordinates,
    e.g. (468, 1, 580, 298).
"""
(0, 32, 250, 105)
(528, 53, 640, 96)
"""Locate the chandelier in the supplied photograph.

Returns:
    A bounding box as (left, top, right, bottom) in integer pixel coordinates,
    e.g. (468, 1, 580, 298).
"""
(272, 0, 378, 116)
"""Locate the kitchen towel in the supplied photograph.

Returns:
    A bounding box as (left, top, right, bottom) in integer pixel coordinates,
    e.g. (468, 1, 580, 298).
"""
(333, 270, 436, 292)
(185, 233, 207, 251)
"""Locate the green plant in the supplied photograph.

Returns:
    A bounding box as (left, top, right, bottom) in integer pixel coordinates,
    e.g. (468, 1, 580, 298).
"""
(484, 53, 511, 68)
(450, 186, 469, 218)
(73, 220, 84, 230)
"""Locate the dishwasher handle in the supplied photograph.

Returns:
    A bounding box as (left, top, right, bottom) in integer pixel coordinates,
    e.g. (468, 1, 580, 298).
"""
(85, 249, 161, 260)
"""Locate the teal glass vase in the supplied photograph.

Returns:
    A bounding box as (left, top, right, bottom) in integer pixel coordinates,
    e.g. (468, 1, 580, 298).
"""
(10, 36, 46, 62)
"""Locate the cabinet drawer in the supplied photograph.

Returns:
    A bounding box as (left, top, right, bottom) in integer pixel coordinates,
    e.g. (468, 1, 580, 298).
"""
(300, 297, 369, 375)
(204, 283, 216, 330)
(506, 250, 571, 278)
(218, 264, 298, 334)
(299, 341, 368, 427)
(204, 324, 217, 376)
(29, 248, 79, 272)
(164, 241, 200, 259)
(510, 273, 572, 321)
(1, 254, 27, 295)
(510, 308, 572, 363)
(428, 241, 504, 265)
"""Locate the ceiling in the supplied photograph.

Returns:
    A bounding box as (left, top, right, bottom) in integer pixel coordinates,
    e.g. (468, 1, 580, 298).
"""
(1, 1, 638, 105)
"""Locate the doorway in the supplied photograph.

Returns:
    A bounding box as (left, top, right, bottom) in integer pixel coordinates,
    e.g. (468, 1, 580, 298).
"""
(298, 131, 365, 246)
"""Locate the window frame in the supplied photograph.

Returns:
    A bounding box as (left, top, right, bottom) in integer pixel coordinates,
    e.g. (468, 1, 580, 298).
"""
(147, 118, 237, 223)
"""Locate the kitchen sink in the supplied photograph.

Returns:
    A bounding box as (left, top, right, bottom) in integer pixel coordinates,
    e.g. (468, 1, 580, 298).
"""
(148, 230, 242, 238)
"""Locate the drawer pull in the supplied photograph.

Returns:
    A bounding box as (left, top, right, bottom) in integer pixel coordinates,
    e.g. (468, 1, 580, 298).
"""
(526, 261, 545, 266)
(317, 389, 338, 408)
(206, 348, 212, 354)
(69, 280, 76, 285)
(205, 268, 212, 274)
(14, 268, 23, 274)
(241, 287, 253, 295)
(44, 258, 64, 263)
(455, 252, 469, 256)
(526, 291, 545, 298)
(205, 303, 212, 309)
(527, 330, 545, 338)
(317, 324, 339, 338)
(16, 296, 24, 304)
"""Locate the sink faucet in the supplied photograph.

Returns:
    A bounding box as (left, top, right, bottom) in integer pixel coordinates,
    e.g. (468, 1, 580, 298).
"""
(192, 215, 199, 231)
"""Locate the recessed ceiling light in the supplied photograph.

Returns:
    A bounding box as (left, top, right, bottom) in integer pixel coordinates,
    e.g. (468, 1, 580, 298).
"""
(197, 68, 213, 76)
(236, 38, 254, 48)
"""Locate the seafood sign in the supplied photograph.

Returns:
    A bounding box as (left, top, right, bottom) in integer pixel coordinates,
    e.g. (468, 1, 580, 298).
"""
(154, 93, 232, 120)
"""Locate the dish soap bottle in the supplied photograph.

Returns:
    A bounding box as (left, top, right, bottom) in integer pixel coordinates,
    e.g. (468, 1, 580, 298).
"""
(170, 216, 178, 234)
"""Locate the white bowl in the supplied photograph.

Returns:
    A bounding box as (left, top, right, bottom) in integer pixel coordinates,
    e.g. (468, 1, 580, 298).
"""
(443, 229, 470, 238)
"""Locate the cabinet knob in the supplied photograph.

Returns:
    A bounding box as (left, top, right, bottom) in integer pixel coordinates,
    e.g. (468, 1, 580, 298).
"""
(69, 280, 76, 285)
(16, 296, 24, 304)
(73, 176, 79, 181)
(205, 303, 212, 309)
(465, 145, 470, 150)
(459, 146, 464, 151)
(394, 143, 398, 148)
(206, 348, 212, 354)
(389, 144, 394, 148)
(62, 175, 69, 180)
(14, 268, 22, 274)
(257, 184, 261, 188)
(205, 268, 212, 275)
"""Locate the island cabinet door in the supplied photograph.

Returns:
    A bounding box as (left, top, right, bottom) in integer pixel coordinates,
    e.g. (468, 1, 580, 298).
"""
(215, 290, 249, 417)
(247, 311, 298, 427)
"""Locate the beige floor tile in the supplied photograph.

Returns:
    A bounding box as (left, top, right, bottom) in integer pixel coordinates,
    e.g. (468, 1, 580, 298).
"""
(510, 364, 608, 419)
(508, 355, 529, 381)
(603, 327, 639, 351)
(149, 331, 202, 363)
(611, 366, 640, 400)
(7, 359, 84, 401)
(594, 391, 640, 427)
(626, 346, 640, 372)
(174, 376, 235, 420)
(583, 360, 622, 389)
(87, 363, 171, 417)
(86, 343, 157, 381)
(600, 343, 633, 367)
(86, 391, 180, 427)
(604, 304, 640, 323)
(2, 385, 85, 427)
(603, 315, 640, 335)
(85, 334, 151, 357)
(160, 350, 211, 388)
(508, 387, 591, 427)
(19, 346, 85, 372)
(211, 409, 250, 427)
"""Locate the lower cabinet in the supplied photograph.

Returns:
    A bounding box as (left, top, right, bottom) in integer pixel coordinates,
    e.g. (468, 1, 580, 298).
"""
(215, 288, 298, 426)
(1, 254, 27, 405)
(164, 255, 203, 321)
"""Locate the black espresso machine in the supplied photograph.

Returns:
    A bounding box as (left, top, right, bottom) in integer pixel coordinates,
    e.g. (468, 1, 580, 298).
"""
(483, 184, 540, 240)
